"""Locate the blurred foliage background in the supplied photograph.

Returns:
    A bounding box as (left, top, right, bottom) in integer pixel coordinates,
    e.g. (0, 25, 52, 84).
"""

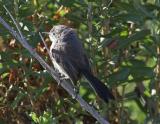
(0, 0, 160, 124)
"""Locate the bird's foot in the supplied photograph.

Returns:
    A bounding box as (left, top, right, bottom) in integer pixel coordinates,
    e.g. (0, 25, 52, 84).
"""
(58, 74, 69, 85)
(72, 86, 79, 99)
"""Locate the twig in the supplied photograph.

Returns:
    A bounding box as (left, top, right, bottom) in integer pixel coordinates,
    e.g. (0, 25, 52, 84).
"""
(3, 5, 23, 40)
(0, 7, 110, 124)
(39, 32, 53, 64)
(107, 0, 113, 8)
(39, 33, 50, 53)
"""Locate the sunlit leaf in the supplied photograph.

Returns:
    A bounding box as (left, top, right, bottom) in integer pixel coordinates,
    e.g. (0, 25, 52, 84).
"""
(118, 30, 150, 49)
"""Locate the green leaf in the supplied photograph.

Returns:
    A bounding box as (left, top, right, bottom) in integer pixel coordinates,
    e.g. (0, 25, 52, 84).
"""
(29, 112, 39, 123)
(118, 30, 150, 49)
(133, 0, 155, 19)
(108, 67, 130, 84)
(10, 91, 26, 109)
(130, 66, 154, 80)
(129, 59, 146, 67)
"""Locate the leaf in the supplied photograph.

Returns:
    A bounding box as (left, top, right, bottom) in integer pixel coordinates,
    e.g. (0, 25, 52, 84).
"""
(133, 0, 155, 19)
(130, 66, 154, 80)
(10, 91, 26, 109)
(129, 59, 146, 67)
(19, 3, 35, 17)
(29, 112, 39, 123)
(108, 67, 130, 84)
(112, 1, 145, 23)
(118, 30, 150, 49)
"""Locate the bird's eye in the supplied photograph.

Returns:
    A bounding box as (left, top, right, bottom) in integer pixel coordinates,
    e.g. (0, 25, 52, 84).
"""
(52, 32, 55, 35)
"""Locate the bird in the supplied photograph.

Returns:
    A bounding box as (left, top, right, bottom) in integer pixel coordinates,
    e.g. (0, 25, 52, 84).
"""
(45, 25, 114, 103)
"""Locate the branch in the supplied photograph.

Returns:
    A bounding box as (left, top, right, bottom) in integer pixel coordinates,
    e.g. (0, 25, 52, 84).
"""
(0, 8, 110, 124)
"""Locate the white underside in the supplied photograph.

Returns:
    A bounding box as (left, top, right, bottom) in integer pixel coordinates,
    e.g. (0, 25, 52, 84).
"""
(52, 58, 70, 79)
(50, 47, 69, 79)
(49, 36, 70, 79)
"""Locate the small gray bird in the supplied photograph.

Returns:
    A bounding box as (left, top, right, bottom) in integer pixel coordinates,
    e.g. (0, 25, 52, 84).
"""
(47, 25, 114, 103)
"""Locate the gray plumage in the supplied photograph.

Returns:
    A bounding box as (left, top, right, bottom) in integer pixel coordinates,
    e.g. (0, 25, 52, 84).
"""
(49, 25, 90, 83)
(49, 25, 114, 103)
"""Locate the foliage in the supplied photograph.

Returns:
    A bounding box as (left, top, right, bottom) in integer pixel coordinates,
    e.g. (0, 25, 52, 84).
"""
(29, 111, 57, 124)
(0, 0, 160, 124)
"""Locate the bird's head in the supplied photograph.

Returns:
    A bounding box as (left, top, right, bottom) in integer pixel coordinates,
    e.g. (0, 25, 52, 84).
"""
(43, 25, 74, 42)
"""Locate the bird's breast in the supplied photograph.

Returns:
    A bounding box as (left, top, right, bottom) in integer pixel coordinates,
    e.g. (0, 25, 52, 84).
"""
(52, 57, 70, 79)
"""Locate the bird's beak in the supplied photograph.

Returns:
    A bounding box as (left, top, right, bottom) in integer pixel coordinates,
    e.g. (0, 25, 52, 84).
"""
(42, 32, 50, 35)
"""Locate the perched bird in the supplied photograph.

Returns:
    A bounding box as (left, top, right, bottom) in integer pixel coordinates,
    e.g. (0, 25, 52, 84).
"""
(46, 25, 114, 103)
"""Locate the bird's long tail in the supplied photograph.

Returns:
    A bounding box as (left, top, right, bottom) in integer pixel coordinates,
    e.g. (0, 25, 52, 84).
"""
(81, 69, 114, 103)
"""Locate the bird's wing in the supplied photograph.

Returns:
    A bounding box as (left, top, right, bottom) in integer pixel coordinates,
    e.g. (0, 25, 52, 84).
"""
(63, 33, 91, 71)
(50, 31, 91, 82)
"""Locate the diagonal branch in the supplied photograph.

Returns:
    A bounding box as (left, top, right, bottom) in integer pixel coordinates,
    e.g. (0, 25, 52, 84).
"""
(0, 8, 110, 124)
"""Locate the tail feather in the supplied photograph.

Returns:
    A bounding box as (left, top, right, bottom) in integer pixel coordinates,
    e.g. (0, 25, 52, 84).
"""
(81, 69, 114, 103)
